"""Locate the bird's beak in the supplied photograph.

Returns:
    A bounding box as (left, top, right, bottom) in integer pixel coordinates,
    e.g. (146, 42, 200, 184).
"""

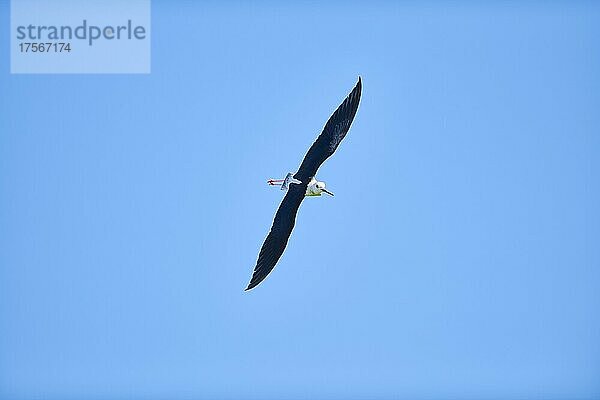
(322, 189, 334, 196)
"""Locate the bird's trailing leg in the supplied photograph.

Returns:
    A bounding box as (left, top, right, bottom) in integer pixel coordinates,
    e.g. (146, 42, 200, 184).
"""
(267, 179, 284, 186)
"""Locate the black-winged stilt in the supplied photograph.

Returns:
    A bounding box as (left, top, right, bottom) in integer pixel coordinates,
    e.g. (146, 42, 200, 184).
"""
(246, 77, 362, 291)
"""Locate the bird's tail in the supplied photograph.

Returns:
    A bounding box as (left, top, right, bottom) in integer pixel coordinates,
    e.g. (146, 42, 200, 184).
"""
(281, 173, 301, 191)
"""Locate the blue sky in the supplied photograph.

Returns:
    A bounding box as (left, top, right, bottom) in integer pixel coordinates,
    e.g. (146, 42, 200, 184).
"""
(1, 1, 599, 398)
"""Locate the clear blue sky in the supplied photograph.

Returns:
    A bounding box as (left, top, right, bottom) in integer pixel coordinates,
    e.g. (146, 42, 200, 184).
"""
(1, 1, 599, 399)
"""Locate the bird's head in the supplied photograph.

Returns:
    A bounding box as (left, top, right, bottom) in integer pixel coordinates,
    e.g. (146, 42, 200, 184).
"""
(316, 181, 334, 196)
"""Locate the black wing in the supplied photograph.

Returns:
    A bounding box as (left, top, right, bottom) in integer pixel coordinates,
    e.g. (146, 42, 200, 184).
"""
(294, 77, 362, 183)
(245, 182, 307, 291)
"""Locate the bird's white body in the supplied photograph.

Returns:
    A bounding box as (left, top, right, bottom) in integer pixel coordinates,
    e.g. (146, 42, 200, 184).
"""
(305, 177, 327, 196)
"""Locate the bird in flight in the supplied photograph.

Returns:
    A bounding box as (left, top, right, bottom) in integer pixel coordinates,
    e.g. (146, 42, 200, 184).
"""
(245, 77, 362, 291)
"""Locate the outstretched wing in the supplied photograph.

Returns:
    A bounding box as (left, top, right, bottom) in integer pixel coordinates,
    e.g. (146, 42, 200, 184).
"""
(294, 77, 362, 183)
(245, 182, 308, 291)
